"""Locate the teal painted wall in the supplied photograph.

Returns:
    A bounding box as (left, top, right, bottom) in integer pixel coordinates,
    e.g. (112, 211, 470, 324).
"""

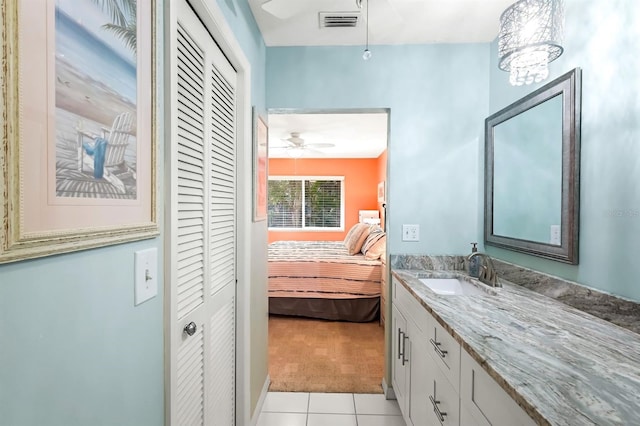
(487, 0, 640, 301)
(0, 241, 164, 426)
(266, 44, 490, 256)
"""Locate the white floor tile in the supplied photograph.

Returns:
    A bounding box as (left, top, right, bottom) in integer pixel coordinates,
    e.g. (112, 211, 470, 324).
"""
(357, 414, 407, 426)
(262, 392, 309, 413)
(256, 412, 307, 426)
(308, 393, 355, 414)
(307, 413, 358, 426)
(354, 394, 402, 415)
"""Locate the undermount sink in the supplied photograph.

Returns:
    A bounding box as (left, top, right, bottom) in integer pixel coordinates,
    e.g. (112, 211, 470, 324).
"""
(419, 277, 492, 296)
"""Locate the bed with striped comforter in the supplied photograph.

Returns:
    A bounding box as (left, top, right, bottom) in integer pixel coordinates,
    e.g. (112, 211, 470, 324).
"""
(268, 241, 381, 321)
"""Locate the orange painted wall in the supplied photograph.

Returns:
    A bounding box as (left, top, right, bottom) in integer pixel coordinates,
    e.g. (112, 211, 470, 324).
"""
(268, 157, 382, 243)
(377, 150, 387, 229)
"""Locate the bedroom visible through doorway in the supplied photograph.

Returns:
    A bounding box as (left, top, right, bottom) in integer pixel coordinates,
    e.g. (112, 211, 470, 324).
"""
(265, 109, 389, 393)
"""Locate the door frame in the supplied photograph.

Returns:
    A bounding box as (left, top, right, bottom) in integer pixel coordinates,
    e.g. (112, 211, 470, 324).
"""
(164, 0, 253, 424)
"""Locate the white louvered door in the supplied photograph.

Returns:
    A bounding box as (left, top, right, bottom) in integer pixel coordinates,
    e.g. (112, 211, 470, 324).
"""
(168, 1, 237, 425)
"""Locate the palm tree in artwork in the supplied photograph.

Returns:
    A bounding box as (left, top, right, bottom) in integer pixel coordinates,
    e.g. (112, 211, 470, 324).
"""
(91, 0, 137, 53)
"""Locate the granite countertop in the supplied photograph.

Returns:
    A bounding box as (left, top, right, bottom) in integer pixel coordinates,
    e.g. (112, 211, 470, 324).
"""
(392, 269, 640, 426)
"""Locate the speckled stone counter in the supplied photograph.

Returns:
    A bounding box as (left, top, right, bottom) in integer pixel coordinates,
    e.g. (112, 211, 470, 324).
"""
(492, 259, 640, 335)
(390, 254, 640, 335)
(392, 268, 640, 425)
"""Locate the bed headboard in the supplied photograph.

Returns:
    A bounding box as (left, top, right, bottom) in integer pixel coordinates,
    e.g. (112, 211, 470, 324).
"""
(359, 210, 380, 225)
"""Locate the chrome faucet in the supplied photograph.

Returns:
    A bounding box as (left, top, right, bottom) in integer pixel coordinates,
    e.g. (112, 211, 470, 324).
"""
(467, 252, 501, 288)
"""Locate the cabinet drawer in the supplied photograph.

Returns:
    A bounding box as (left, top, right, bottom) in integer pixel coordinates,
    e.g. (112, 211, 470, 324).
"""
(393, 278, 433, 334)
(427, 317, 461, 393)
(427, 354, 460, 426)
(460, 350, 535, 426)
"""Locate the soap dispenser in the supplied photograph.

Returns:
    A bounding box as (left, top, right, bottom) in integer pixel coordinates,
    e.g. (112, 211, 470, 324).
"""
(468, 242, 480, 278)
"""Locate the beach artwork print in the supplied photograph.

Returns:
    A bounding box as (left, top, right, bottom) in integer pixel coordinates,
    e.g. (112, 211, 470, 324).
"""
(55, 0, 138, 200)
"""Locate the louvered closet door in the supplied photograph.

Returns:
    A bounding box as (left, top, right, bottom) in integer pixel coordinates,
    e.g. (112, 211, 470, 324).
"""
(168, 1, 237, 425)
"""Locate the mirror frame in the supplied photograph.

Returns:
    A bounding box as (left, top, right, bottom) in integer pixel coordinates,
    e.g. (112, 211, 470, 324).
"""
(484, 68, 581, 264)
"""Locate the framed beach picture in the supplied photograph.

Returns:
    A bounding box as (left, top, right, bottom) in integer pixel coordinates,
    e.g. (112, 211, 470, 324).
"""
(0, 0, 158, 263)
(253, 108, 268, 222)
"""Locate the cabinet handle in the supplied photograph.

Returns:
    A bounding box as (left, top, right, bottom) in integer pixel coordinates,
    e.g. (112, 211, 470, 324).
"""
(401, 333, 409, 366)
(397, 328, 403, 360)
(429, 395, 448, 423)
(430, 338, 448, 359)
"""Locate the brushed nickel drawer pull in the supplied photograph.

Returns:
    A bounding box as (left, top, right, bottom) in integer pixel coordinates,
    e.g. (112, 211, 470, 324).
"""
(430, 338, 448, 358)
(429, 395, 448, 422)
(401, 333, 409, 366)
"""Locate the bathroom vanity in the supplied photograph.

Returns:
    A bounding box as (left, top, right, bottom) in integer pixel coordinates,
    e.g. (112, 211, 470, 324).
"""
(391, 267, 640, 426)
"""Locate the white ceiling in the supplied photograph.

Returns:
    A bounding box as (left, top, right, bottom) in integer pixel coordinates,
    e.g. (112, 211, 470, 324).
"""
(256, 0, 515, 158)
(249, 0, 515, 47)
(268, 112, 388, 159)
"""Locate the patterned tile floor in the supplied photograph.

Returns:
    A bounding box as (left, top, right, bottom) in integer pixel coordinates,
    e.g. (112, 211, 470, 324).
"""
(257, 392, 406, 426)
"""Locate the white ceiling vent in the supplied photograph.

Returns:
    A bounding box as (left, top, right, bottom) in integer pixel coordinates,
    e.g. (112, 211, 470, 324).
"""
(319, 12, 360, 29)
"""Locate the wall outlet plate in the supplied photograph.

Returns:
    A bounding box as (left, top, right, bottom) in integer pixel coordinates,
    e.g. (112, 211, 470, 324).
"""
(402, 224, 420, 242)
(550, 225, 561, 245)
(134, 248, 158, 306)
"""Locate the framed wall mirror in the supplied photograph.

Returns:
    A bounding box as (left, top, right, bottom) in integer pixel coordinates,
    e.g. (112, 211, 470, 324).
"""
(485, 68, 581, 264)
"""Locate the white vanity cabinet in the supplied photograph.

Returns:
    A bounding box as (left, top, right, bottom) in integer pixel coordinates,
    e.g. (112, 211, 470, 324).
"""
(392, 277, 535, 426)
(460, 350, 536, 426)
(392, 278, 460, 426)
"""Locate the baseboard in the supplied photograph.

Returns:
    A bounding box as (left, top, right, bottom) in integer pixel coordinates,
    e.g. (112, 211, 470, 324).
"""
(250, 375, 271, 425)
(382, 378, 396, 400)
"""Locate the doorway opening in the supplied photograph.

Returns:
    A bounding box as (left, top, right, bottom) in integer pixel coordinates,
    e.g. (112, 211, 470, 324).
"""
(265, 108, 390, 393)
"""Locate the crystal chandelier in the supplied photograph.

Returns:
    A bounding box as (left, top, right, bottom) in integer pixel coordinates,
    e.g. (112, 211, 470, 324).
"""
(498, 0, 564, 86)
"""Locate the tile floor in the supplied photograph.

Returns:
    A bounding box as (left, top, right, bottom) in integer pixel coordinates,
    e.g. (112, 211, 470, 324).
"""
(257, 392, 406, 426)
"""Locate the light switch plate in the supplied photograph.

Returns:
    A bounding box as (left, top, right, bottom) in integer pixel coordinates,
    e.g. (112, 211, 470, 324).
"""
(134, 248, 158, 306)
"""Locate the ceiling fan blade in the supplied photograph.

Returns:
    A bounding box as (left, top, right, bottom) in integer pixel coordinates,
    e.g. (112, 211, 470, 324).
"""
(261, 0, 307, 20)
(303, 143, 335, 149)
(278, 138, 296, 146)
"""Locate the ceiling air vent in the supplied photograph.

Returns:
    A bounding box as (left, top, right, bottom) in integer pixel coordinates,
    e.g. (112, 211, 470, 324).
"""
(319, 12, 360, 29)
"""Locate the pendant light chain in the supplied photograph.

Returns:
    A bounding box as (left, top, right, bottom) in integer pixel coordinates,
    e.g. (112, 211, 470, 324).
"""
(363, 0, 372, 60)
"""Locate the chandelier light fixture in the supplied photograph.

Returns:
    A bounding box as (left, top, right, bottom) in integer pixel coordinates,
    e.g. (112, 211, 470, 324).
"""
(356, 0, 372, 60)
(498, 0, 564, 86)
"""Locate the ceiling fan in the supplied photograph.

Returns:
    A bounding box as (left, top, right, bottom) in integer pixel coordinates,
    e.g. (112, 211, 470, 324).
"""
(271, 132, 335, 158)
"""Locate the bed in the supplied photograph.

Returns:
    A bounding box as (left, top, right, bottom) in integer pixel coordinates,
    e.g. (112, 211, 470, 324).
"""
(268, 240, 384, 322)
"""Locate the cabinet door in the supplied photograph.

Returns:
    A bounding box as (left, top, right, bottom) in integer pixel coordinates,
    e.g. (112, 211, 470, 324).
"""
(392, 304, 410, 420)
(408, 327, 434, 426)
(426, 355, 461, 426)
(460, 350, 535, 426)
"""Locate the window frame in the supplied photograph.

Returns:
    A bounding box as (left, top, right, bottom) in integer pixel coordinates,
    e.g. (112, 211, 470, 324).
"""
(268, 175, 345, 232)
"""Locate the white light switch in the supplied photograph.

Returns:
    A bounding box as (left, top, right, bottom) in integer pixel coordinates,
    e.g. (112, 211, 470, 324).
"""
(134, 248, 158, 306)
(402, 224, 420, 242)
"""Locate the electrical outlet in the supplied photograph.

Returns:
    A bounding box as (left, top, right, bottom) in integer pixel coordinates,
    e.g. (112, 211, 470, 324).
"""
(402, 224, 420, 242)
(550, 225, 561, 245)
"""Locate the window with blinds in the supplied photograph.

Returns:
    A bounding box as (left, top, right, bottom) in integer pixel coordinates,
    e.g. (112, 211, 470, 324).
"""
(268, 177, 344, 230)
